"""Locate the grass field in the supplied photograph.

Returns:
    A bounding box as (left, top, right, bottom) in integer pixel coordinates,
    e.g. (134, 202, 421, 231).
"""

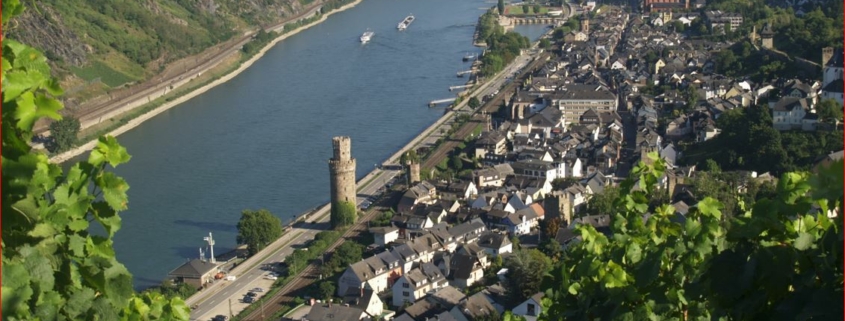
(505, 5, 550, 15)
(70, 60, 139, 88)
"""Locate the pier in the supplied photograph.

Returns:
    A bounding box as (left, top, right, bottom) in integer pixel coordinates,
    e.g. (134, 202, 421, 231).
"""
(449, 84, 475, 91)
(429, 98, 456, 107)
(456, 70, 474, 77)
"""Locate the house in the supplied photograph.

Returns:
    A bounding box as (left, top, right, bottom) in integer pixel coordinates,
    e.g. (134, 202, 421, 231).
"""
(474, 168, 506, 188)
(338, 251, 403, 296)
(398, 181, 438, 213)
(474, 131, 508, 159)
(448, 219, 488, 244)
(476, 232, 513, 257)
(392, 262, 448, 307)
(771, 97, 810, 131)
(512, 293, 545, 321)
(342, 288, 386, 319)
(303, 303, 367, 321)
(551, 84, 618, 126)
(370, 226, 400, 247)
(443, 251, 485, 289)
(448, 292, 499, 321)
(704, 11, 743, 33)
(168, 259, 219, 289)
(511, 159, 558, 184)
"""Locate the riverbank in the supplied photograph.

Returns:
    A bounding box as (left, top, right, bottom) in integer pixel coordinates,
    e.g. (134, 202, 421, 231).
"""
(48, 0, 364, 164)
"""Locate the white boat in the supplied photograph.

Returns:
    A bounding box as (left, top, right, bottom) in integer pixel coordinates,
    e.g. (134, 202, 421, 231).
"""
(463, 53, 476, 61)
(397, 14, 415, 30)
(360, 29, 374, 43)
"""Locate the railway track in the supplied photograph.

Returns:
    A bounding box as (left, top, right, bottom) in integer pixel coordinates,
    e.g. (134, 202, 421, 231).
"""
(240, 207, 382, 320)
(34, 1, 326, 135)
(421, 52, 549, 171)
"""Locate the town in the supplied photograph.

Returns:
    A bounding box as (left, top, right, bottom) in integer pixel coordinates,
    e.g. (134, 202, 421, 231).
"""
(168, 1, 843, 320)
(2, 0, 841, 319)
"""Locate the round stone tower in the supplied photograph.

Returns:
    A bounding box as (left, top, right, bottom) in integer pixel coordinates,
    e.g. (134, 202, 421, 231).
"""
(329, 136, 357, 207)
(407, 160, 421, 185)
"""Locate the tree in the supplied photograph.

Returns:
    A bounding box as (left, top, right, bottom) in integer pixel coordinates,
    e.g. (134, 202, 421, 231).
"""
(331, 201, 357, 228)
(400, 149, 420, 164)
(533, 4, 541, 13)
(450, 154, 464, 171)
(237, 209, 284, 256)
(498, 0, 505, 15)
(48, 116, 80, 153)
(522, 5, 530, 14)
(539, 38, 551, 49)
(585, 186, 619, 216)
(331, 241, 363, 269)
(317, 281, 336, 301)
(1, 1, 190, 319)
(540, 217, 562, 239)
(504, 249, 552, 305)
(816, 99, 843, 124)
(468, 97, 481, 109)
(551, 177, 577, 190)
(540, 153, 843, 320)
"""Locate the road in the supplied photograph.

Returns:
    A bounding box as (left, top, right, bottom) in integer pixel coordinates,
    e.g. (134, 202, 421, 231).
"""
(190, 168, 401, 321)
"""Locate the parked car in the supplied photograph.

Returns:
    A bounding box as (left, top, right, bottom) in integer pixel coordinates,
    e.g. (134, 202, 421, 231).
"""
(246, 292, 257, 298)
(243, 296, 255, 304)
(251, 287, 264, 292)
(212, 315, 229, 321)
(265, 275, 278, 280)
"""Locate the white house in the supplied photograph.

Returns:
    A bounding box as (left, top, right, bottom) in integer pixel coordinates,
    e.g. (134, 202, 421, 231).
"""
(370, 227, 400, 247)
(476, 232, 513, 257)
(338, 251, 403, 296)
(391, 262, 448, 307)
(342, 288, 385, 318)
(512, 293, 545, 321)
(771, 97, 810, 131)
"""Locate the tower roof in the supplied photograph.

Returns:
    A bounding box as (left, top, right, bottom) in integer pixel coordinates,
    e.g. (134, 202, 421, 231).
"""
(760, 23, 774, 36)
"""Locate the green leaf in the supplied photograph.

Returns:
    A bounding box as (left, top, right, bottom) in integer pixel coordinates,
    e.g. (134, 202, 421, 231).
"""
(1, 0, 25, 27)
(65, 287, 96, 319)
(626, 242, 642, 265)
(696, 197, 723, 220)
(793, 232, 814, 250)
(97, 172, 130, 211)
(167, 297, 191, 320)
(89, 136, 131, 168)
(568, 282, 582, 295)
(68, 218, 90, 232)
(28, 223, 57, 238)
(86, 236, 117, 258)
(103, 263, 134, 310)
(93, 201, 122, 237)
(68, 234, 87, 257)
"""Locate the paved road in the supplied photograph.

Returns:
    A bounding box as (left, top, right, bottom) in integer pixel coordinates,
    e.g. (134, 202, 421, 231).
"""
(190, 168, 401, 321)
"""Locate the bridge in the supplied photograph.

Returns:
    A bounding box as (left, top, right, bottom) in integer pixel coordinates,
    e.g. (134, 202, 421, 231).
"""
(429, 98, 456, 107)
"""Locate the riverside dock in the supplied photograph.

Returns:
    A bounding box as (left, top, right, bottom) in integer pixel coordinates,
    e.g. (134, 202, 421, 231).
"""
(429, 98, 456, 107)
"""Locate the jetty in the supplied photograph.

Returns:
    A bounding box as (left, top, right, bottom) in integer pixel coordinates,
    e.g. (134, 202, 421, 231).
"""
(456, 70, 474, 77)
(449, 84, 474, 91)
(429, 98, 456, 107)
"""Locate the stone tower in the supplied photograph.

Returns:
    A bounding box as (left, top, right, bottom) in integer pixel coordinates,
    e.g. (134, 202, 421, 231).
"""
(407, 161, 421, 185)
(329, 137, 357, 226)
(580, 14, 589, 34)
(822, 47, 834, 66)
(760, 23, 774, 49)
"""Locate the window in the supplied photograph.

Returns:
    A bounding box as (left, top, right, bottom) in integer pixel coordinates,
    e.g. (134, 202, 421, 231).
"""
(527, 303, 536, 316)
(403, 291, 410, 297)
(402, 282, 409, 289)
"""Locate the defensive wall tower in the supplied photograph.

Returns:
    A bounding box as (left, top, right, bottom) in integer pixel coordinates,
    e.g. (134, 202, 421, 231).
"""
(329, 136, 357, 207)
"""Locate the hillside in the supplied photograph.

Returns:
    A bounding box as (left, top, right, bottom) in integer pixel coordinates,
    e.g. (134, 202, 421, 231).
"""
(5, 0, 315, 104)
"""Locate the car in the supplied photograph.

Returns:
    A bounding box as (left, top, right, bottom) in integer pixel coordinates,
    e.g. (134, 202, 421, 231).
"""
(243, 296, 255, 304)
(212, 315, 229, 321)
(265, 275, 278, 280)
(246, 292, 257, 298)
(251, 287, 264, 292)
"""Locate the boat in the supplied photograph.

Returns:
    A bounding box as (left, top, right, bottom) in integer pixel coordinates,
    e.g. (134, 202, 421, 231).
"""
(397, 14, 415, 30)
(463, 53, 475, 61)
(360, 29, 374, 43)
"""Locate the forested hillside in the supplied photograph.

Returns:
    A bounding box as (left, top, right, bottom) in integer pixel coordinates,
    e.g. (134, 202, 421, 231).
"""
(4, 0, 315, 98)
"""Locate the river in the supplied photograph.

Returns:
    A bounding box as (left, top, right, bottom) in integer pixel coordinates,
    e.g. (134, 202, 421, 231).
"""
(64, 0, 552, 290)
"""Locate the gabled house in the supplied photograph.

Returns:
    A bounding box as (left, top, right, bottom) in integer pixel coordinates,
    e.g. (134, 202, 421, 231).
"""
(304, 303, 367, 321)
(398, 181, 438, 213)
(512, 293, 545, 321)
(168, 259, 219, 289)
(338, 251, 403, 296)
(477, 232, 513, 257)
(771, 97, 811, 131)
(392, 262, 448, 307)
(448, 292, 500, 321)
(342, 288, 385, 319)
(370, 226, 400, 247)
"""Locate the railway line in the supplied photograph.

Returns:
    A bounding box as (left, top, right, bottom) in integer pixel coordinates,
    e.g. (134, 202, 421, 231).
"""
(421, 52, 550, 171)
(239, 205, 384, 320)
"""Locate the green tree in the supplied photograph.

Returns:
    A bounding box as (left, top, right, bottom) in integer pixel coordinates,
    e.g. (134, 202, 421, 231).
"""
(816, 99, 843, 124)
(585, 186, 619, 216)
(1, 1, 190, 319)
(533, 4, 541, 13)
(48, 116, 80, 153)
(400, 149, 420, 164)
(317, 280, 336, 301)
(551, 177, 578, 190)
(539, 38, 551, 49)
(331, 201, 358, 228)
(504, 249, 552, 305)
(540, 154, 843, 319)
(522, 5, 530, 14)
(237, 209, 283, 256)
(498, 0, 505, 15)
(450, 154, 464, 171)
(468, 97, 481, 109)
(331, 241, 363, 269)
